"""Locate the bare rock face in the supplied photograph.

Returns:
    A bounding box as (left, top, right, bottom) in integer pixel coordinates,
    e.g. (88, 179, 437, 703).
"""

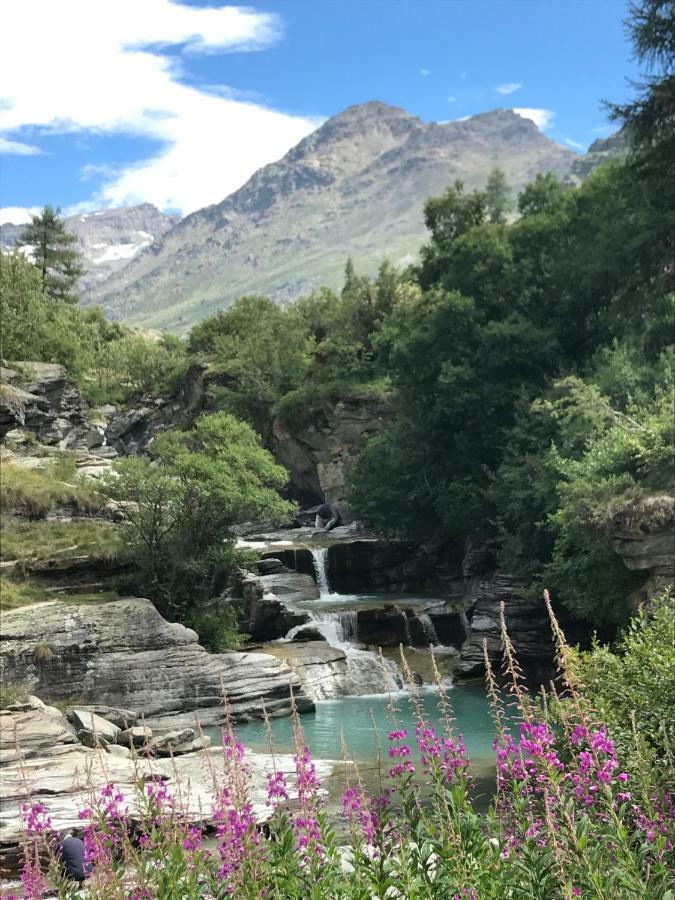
(272, 393, 389, 519)
(0, 362, 117, 454)
(455, 575, 554, 684)
(0, 598, 313, 728)
(608, 495, 674, 604)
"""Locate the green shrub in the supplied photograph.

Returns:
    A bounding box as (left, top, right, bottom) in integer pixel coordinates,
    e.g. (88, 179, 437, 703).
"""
(188, 604, 249, 652)
(102, 411, 293, 623)
(33, 643, 55, 663)
(574, 591, 675, 768)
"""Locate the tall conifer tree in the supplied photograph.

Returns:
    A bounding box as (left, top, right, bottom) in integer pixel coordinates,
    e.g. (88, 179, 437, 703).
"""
(17, 206, 84, 302)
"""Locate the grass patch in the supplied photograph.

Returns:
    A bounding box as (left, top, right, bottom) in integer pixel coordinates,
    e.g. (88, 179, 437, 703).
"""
(1, 516, 124, 563)
(0, 575, 52, 610)
(0, 460, 105, 519)
(0, 682, 29, 710)
(0, 572, 122, 611)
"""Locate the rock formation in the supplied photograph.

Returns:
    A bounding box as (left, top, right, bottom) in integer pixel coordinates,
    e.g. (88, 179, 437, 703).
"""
(0, 696, 333, 875)
(272, 393, 389, 518)
(0, 598, 313, 728)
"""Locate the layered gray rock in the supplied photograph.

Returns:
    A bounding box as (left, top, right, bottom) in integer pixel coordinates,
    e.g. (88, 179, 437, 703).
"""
(1, 362, 118, 452)
(0, 597, 313, 727)
(455, 575, 553, 683)
(261, 641, 401, 700)
(608, 494, 674, 604)
(0, 700, 333, 873)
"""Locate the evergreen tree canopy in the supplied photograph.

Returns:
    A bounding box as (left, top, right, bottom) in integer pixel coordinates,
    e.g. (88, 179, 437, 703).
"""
(16, 206, 84, 302)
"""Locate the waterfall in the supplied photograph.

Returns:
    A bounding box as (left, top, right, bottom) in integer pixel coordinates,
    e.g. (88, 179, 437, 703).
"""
(416, 613, 438, 646)
(285, 610, 357, 652)
(311, 547, 332, 598)
(282, 544, 404, 695)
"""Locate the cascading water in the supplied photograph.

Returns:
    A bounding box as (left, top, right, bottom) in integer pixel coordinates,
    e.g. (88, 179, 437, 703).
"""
(284, 545, 403, 695)
(415, 613, 438, 646)
(311, 547, 332, 598)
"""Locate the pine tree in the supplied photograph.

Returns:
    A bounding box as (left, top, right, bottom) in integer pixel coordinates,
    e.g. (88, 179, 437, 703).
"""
(16, 206, 84, 302)
(485, 168, 512, 224)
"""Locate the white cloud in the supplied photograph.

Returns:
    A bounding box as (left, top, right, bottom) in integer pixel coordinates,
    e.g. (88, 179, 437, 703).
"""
(0, 205, 41, 224)
(512, 108, 555, 131)
(0, 1, 319, 215)
(420, 68, 431, 76)
(447, 95, 457, 104)
(496, 82, 522, 95)
(0, 137, 42, 155)
(565, 138, 585, 151)
(591, 124, 614, 136)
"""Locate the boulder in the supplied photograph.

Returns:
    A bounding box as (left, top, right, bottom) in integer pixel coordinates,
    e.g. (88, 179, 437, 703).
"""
(248, 594, 310, 641)
(66, 704, 138, 730)
(256, 572, 320, 604)
(257, 558, 287, 575)
(119, 726, 153, 748)
(427, 611, 470, 648)
(148, 728, 195, 756)
(288, 626, 325, 642)
(356, 605, 410, 648)
(70, 709, 120, 744)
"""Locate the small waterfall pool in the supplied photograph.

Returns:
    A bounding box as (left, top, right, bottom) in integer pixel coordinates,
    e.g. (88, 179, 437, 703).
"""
(239, 537, 506, 772)
(207, 683, 504, 766)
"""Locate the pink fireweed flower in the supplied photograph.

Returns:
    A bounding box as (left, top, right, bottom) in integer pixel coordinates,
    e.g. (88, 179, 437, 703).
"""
(182, 825, 203, 854)
(388, 729, 408, 741)
(21, 801, 52, 837)
(20, 802, 53, 900)
(266, 770, 289, 807)
(342, 786, 381, 847)
(292, 745, 325, 865)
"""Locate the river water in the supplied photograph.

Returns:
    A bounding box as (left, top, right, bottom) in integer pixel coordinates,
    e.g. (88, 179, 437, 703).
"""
(210, 545, 506, 775)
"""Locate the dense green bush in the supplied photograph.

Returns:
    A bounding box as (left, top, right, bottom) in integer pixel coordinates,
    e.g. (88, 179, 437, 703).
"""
(102, 411, 294, 623)
(573, 591, 675, 769)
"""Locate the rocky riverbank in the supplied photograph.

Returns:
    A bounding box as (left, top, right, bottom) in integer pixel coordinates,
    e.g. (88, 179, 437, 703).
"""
(0, 696, 334, 876)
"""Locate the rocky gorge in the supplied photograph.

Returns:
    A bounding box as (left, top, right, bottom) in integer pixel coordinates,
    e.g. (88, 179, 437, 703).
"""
(1, 360, 673, 877)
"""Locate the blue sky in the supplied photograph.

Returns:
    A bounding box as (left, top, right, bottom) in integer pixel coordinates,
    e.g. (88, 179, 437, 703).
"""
(0, 0, 638, 222)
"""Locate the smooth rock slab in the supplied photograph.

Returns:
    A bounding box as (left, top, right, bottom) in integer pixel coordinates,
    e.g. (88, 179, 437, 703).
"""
(0, 597, 313, 725)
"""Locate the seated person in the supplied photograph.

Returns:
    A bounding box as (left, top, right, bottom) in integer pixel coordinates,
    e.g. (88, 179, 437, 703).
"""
(57, 831, 86, 884)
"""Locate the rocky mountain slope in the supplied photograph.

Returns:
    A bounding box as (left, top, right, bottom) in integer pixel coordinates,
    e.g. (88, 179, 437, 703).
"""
(0, 203, 178, 296)
(91, 103, 578, 331)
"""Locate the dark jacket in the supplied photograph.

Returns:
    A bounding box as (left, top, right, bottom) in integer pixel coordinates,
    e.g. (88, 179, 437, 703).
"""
(58, 835, 86, 882)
